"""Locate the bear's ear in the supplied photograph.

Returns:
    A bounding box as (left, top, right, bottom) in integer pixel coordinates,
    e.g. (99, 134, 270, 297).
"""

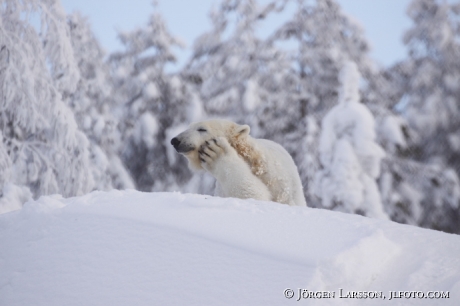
(236, 124, 250, 137)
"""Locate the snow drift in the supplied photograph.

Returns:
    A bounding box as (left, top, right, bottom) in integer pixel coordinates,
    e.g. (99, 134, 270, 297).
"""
(0, 190, 459, 305)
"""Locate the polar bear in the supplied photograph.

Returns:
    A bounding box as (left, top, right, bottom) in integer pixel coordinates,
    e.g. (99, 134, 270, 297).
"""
(170, 119, 307, 206)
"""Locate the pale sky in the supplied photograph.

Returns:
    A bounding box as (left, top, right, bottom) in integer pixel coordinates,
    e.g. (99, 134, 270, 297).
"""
(60, 0, 412, 68)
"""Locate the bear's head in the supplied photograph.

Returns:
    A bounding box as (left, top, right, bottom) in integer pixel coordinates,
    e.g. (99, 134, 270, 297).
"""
(170, 119, 250, 170)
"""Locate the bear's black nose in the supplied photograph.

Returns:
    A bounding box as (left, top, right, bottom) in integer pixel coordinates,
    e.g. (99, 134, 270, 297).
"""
(171, 137, 180, 148)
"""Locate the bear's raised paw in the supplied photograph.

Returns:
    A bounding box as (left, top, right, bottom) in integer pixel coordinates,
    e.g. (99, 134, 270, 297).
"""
(198, 137, 234, 172)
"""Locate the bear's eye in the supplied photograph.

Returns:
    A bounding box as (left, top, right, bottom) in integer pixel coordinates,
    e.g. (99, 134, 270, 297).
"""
(197, 128, 207, 132)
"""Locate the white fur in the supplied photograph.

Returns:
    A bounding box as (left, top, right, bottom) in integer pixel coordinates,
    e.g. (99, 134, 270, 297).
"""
(200, 137, 272, 201)
(172, 119, 307, 206)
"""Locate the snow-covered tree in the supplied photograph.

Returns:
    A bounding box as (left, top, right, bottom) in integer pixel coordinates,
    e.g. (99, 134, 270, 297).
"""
(110, 6, 204, 192)
(360, 64, 419, 226)
(0, 0, 93, 212)
(377, 0, 460, 233)
(264, 0, 380, 206)
(184, 0, 284, 121)
(402, 0, 460, 166)
(269, 0, 376, 115)
(314, 62, 387, 219)
(66, 12, 134, 190)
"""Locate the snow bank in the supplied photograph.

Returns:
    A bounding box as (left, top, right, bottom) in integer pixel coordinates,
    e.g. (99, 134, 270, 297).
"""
(0, 190, 459, 305)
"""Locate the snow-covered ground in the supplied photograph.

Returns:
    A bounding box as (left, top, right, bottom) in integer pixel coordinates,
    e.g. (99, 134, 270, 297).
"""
(1, 190, 459, 306)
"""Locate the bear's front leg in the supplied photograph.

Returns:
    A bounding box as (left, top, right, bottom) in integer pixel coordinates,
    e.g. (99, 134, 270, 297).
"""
(198, 137, 272, 202)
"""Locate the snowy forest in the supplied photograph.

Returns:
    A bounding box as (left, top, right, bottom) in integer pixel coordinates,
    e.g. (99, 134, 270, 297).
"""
(0, 0, 459, 234)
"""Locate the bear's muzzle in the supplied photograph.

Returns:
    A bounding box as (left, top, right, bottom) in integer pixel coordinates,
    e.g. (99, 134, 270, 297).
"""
(171, 137, 194, 154)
